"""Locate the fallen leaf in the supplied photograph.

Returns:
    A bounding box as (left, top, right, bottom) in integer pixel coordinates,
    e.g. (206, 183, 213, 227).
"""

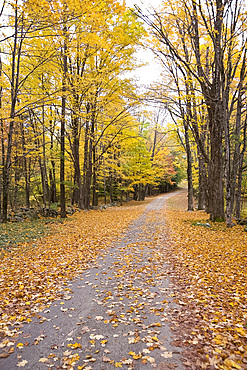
(17, 359, 28, 367)
(102, 356, 111, 362)
(39, 357, 49, 363)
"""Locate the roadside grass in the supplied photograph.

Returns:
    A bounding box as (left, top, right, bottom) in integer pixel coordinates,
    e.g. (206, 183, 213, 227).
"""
(0, 197, 153, 252)
(0, 220, 53, 251)
(163, 191, 247, 369)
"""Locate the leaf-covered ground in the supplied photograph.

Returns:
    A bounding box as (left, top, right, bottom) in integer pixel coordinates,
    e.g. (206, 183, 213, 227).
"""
(0, 194, 184, 369)
(0, 202, 148, 342)
(1, 192, 247, 369)
(0, 220, 53, 252)
(161, 192, 247, 369)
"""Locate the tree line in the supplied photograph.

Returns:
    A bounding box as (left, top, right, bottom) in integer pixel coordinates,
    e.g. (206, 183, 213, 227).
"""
(0, 0, 183, 222)
(138, 0, 247, 226)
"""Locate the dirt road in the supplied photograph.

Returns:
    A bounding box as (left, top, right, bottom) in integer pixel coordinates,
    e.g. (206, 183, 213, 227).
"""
(1, 192, 185, 369)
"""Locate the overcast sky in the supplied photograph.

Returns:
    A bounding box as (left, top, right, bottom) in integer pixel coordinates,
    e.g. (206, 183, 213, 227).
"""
(124, 0, 164, 86)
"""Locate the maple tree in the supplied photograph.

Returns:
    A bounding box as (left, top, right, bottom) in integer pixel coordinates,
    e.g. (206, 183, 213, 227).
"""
(0, 0, 182, 218)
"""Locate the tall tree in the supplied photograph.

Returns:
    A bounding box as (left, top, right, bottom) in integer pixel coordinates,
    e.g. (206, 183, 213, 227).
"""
(137, 0, 247, 224)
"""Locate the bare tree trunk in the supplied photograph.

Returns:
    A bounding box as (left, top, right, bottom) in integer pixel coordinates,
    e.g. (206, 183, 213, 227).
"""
(49, 111, 57, 204)
(103, 155, 107, 205)
(92, 145, 98, 207)
(20, 120, 30, 208)
(2, 2, 21, 222)
(83, 123, 93, 209)
(235, 115, 247, 220)
(0, 50, 3, 216)
(39, 156, 47, 208)
(197, 154, 206, 210)
(60, 11, 67, 218)
(82, 118, 89, 209)
(184, 118, 194, 210)
(71, 115, 83, 208)
(205, 98, 224, 221)
(176, 125, 194, 211)
(82, 99, 96, 210)
(41, 82, 50, 209)
(228, 51, 247, 224)
(85, 122, 93, 208)
(14, 155, 20, 209)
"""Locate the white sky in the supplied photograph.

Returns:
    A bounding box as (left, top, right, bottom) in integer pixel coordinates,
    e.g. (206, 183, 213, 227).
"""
(124, 0, 164, 86)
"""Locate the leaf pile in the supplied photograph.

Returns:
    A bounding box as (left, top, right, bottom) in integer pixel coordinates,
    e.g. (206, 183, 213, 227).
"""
(0, 203, 146, 340)
(162, 193, 247, 369)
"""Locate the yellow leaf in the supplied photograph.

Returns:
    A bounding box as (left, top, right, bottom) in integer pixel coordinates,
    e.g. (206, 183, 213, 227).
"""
(133, 354, 142, 360)
(72, 343, 82, 349)
(224, 359, 241, 369)
(129, 351, 142, 360)
(236, 327, 246, 337)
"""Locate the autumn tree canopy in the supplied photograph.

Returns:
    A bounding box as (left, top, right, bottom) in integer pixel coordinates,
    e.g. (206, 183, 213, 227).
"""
(0, 0, 181, 221)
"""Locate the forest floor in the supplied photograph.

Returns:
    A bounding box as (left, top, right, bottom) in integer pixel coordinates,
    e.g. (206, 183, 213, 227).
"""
(0, 190, 247, 369)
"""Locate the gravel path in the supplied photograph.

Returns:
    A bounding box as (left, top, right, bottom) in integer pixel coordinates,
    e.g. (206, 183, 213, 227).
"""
(1, 192, 185, 370)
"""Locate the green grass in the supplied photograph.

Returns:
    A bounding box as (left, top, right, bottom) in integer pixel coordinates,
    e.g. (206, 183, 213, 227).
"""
(0, 220, 52, 250)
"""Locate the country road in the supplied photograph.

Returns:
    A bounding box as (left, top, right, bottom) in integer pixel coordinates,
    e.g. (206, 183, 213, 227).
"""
(1, 192, 186, 370)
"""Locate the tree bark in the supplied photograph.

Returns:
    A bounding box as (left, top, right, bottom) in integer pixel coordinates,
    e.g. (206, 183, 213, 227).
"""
(2, 3, 22, 222)
(235, 115, 247, 220)
(71, 114, 83, 208)
(49, 110, 57, 204)
(60, 10, 68, 219)
(20, 120, 30, 208)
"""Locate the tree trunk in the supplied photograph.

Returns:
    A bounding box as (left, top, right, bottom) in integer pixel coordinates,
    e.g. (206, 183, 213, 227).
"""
(92, 145, 98, 207)
(2, 3, 21, 222)
(235, 115, 247, 220)
(20, 120, 30, 208)
(72, 115, 83, 208)
(207, 100, 225, 221)
(60, 11, 67, 219)
(0, 51, 3, 216)
(197, 154, 206, 210)
(14, 156, 20, 209)
(133, 184, 138, 201)
(49, 116, 57, 204)
(103, 156, 107, 205)
(41, 87, 50, 209)
(228, 51, 246, 224)
(39, 156, 47, 209)
(184, 120, 194, 211)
